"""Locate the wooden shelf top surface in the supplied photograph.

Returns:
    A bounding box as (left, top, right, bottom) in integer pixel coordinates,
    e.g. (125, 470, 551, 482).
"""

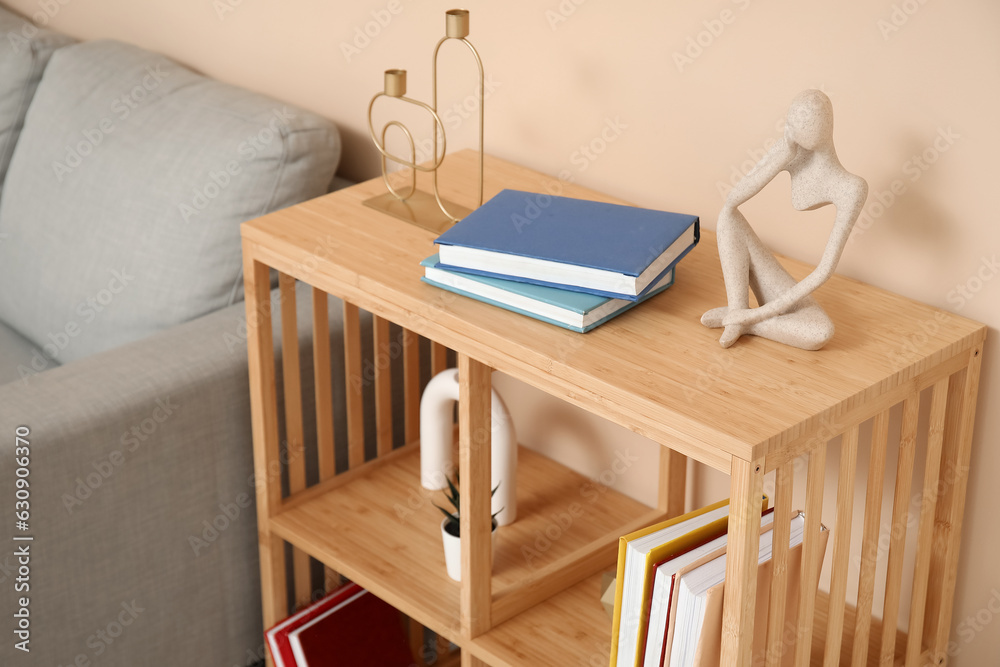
(242, 151, 985, 467)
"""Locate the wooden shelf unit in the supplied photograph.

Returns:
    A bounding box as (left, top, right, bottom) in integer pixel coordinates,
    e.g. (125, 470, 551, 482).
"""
(241, 150, 986, 667)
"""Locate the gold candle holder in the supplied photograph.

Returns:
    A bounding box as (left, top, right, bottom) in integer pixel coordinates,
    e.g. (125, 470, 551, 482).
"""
(363, 9, 485, 234)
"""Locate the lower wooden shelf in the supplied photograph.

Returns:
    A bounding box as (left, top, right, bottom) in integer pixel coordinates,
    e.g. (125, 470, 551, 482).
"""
(269, 441, 656, 652)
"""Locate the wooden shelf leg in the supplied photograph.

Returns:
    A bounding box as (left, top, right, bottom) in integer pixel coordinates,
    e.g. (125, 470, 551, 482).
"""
(720, 455, 766, 667)
(926, 346, 985, 662)
(458, 354, 493, 640)
(242, 247, 288, 663)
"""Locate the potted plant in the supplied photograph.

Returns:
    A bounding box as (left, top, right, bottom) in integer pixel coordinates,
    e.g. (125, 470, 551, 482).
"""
(434, 475, 501, 581)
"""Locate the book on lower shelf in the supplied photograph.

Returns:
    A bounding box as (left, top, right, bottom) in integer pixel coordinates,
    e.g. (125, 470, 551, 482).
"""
(611, 504, 827, 667)
(421, 254, 675, 332)
(266, 582, 414, 667)
(609, 496, 768, 667)
(433, 189, 699, 300)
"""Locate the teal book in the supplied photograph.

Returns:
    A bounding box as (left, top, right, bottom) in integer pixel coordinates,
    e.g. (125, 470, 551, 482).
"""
(421, 255, 675, 333)
(434, 189, 698, 300)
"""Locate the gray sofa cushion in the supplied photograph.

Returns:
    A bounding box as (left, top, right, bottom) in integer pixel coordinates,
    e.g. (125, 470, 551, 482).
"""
(0, 39, 341, 364)
(0, 6, 74, 200)
(0, 319, 56, 386)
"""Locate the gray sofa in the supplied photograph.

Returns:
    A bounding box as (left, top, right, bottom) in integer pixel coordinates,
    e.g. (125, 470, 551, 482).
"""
(0, 7, 343, 665)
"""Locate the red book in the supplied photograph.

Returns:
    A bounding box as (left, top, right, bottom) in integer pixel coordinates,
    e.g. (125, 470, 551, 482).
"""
(266, 583, 413, 667)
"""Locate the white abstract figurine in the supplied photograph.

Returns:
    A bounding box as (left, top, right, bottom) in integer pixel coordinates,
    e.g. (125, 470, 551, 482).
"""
(701, 89, 868, 350)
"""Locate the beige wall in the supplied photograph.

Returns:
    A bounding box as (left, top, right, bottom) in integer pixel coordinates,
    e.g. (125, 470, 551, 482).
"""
(10, 0, 998, 662)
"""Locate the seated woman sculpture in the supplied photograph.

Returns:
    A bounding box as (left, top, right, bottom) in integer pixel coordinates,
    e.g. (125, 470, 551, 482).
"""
(701, 89, 868, 350)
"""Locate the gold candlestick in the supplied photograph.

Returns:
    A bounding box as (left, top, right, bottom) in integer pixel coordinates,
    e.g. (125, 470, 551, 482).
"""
(363, 9, 485, 234)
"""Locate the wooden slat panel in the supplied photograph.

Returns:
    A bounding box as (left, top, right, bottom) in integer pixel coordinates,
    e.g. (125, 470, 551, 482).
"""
(374, 315, 394, 457)
(279, 274, 312, 608)
(824, 425, 860, 667)
(658, 448, 687, 518)
(765, 461, 794, 667)
(404, 328, 421, 444)
(432, 340, 449, 375)
(313, 288, 336, 481)
(852, 410, 890, 667)
(923, 369, 966, 648)
(879, 396, 919, 665)
(721, 456, 766, 667)
(242, 248, 287, 630)
(905, 379, 949, 665)
(311, 287, 341, 591)
(459, 354, 493, 639)
(794, 444, 827, 667)
(343, 302, 365, 469)
(928, 346, 984, 658)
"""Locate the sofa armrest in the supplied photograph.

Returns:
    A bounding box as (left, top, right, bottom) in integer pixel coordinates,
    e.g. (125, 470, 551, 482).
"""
(0, 299, 268, 666)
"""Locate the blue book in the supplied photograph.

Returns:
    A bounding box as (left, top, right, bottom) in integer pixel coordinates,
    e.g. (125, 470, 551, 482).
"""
(421, 255, 675, 333)
(434, 189, 698, 300)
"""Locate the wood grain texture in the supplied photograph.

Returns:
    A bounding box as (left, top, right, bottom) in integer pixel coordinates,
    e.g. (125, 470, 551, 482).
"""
(241, 245, 287, 639)
(879, 396, 919, 666)
(795, 444, 827, 667)
(928, 346, 984, 659)
(312, 288, 336, 481)
(241, 151, 986, 472)
(240, 152, 987, 667)
(343, 301, 365, 469)
(721, 456, 766, 667)
(279, 274, 312, 608)
(374, 315, 394, 457)
(404, 328, 421, 445)
(432, 340, 450, 375)
(824, 425, 860, 667)
(905, 379, 949, 666)
(658, 447, 687, 517)
(852, 410, 890, 667)
(766, 461, 794, 667)
(459, 354, 493, 639)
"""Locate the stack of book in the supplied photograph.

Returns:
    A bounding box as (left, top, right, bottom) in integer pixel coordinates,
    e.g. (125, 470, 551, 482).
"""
(422, 189, 700, 332)
(609, 500, 828, 667)
(266, 582, 415, 667)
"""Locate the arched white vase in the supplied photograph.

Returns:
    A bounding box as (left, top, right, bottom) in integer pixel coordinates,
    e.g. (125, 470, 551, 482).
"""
(420, 368, 517, 525)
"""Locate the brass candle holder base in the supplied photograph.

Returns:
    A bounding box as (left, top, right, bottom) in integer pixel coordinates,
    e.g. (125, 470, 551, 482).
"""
(362, 191, 472, 235)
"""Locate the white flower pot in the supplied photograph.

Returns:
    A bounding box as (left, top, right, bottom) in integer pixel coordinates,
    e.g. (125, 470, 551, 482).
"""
(441, 515, 497, 582)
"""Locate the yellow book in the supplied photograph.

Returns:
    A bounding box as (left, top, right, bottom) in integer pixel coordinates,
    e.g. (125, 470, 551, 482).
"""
(609, 496, 769, 667)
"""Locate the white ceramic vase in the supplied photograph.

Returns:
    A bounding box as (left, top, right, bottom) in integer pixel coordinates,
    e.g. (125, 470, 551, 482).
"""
(441, 515, 497, 582)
